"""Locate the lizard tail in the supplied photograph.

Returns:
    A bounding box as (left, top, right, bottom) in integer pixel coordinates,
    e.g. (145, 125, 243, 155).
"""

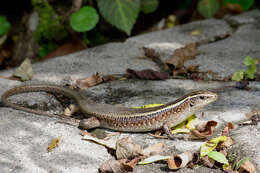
(1, 84, 81, 126)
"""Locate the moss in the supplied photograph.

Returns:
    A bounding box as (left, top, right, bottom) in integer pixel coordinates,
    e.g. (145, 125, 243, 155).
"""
(32, 0, 68, 41)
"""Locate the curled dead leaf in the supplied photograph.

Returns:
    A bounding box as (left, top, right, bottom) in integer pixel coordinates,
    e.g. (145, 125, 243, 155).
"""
(121, 157, 140, 172)
(99, 158, 124, 173)
(224, 164, 239, 173)
(189, 120, 218, 139)
(82, 132, 116, 150)
(100, 158, 140, 173)
(168, 151, 195, 170)
(126, 68, 170, 80)
(116, 137, 143, 160)
(243, 110, 260, 126)
(76, 73, 103, 89)
(222, 122, 234, 136)
(165, 43, 199, 71)
(142, 47, 160, 59)
(13, 58, 33, 81)
(218, 137, 234, 149)
(238, 160, 256, 173)
(143, 142, 167, 157)
(200, 156, 215, 168)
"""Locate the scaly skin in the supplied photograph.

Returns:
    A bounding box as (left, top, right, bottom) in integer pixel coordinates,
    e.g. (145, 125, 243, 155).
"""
(1, 84, 218, 138)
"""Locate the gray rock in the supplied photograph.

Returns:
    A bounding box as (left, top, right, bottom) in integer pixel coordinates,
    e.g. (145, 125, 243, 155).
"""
(225, 9, 260, 26)
(1, 10, 260, 173)
(127, 19, 232, 45)
(229, 124, 260, 173)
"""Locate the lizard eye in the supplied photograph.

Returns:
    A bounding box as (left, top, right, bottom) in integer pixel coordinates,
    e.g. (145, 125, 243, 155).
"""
(200, 96, 205, 100)
(190, 100, 195, 107)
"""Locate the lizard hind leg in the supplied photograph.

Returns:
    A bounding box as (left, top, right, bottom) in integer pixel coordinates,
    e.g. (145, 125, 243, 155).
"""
(163, 123, 176, 140)
(79, 117, 101, 130)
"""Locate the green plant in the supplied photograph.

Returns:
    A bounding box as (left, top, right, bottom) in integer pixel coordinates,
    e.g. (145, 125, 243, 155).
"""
(232, 56, 257, 81)
(32, 0, 68, 41)
(197, 0, 220, 18)
(0, 15, 11, 36)
(70, 0, 159, 35)
(70, 6, 99, 32)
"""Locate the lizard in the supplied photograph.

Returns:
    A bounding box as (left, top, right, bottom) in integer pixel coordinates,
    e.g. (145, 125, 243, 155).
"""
(1, 84, 218, 139)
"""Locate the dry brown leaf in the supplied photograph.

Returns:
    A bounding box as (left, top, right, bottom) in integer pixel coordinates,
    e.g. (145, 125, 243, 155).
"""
(121, 157, 140, 172)
(82, 132, 117, 150)
(13, 58, 33, 81)
(238, 160, 256, 173)
(40, 41, 86, 61)
(225, 3, 243, 14)
(165, 43, 199, 70)
(235, 81, 250, 90)
(75, 73, 119, 89)
(222, 122, 234, 136)
(76, 73, 103, 89)
(187, 152, 200, 168)
(224, 164, 239, 173)
(100, 158, 140, 173)
(47, 136, 61, 152)
(218, 137, 234, 148)
(173, 64, 199, 76)
(142, 47, 160, 59)
(99, 158, 125, 173)
(199, 155, 215, 168)
(143, 143, 167, 157)
(102, 75, 119, 83)
(189, 120, 218, 139)
(116, 137, 143, 160)
(126, 68, 169, 80)
(168, 152, 195, 170)
(243, 110, 260, 126)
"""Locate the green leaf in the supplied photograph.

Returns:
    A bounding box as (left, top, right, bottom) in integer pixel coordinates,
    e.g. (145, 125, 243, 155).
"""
(200, 136, 227, 157)
(223, 0, 254, 11)
(70, 6, 99, 32)
(244, 56, 255, 66)
(141, 0, 159, 14)
(97, 0, 140, 35)
(245, 65, 256, 79)
(197, 0, 220, 18)
(0, 16, 11, 36)
(208, 151, 229, 165)
(171, 114, 197, 134)
(138, 155, 171, 165)
(231, 70, 244, 82)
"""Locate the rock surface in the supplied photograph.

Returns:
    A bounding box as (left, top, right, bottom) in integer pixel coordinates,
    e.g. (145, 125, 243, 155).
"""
(0, 10, 260, 173)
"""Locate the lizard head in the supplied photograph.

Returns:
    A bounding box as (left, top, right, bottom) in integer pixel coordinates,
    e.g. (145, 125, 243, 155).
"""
(187, 90, 218, 111)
